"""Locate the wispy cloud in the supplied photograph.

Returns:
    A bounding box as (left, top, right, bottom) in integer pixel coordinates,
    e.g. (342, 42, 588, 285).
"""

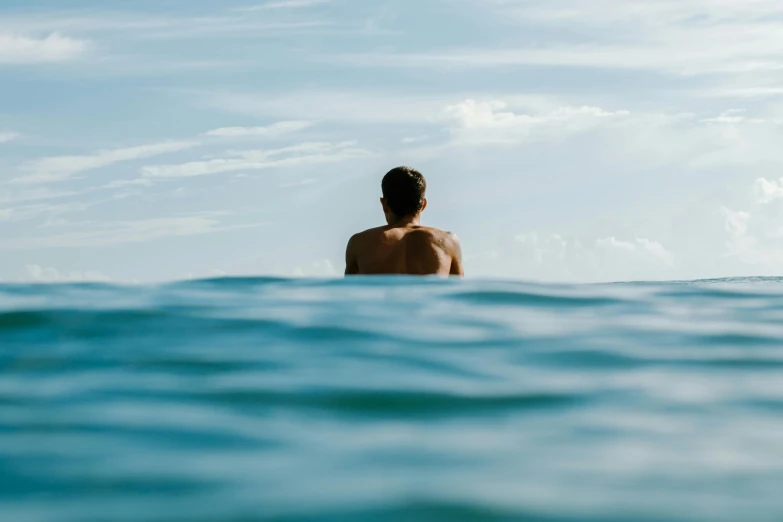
(0, 33, 87, 64)
(0, 9, 335, 40)
(441, 99, 629, 144)
(202, 89, 560, 125)
(203, 90, 465, 124)
(12, 140, 199, 185)
(0, 131, 19, 143)
(336, 44, 783, 75)
(236, 0, 332, 11)
(0, 187, 81, 206)
(0, 201, 88, 223)
(700, 109, 768, 126)
(204, 120, 315, 137)
(492, 0, 783, 28)
(3, 213, 266, 250)
(141, 141, 370, 179)
(333, 0, 783, 76)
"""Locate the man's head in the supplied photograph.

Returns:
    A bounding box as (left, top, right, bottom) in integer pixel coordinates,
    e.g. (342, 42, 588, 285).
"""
(381, 166, 427, 223)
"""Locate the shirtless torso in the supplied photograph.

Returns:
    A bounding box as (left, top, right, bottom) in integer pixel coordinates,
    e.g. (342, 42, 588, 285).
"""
(345, 225, 463, 276)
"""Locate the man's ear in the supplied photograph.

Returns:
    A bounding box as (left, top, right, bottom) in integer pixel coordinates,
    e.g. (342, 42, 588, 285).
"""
(380, 198, 389, 212)
(420, 198, 428, 212)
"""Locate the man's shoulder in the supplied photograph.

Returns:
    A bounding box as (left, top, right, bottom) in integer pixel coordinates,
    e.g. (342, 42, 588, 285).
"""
(412, 226, 460, 242)
(347, 226, 387, 249)
(350, 226, 387, 241)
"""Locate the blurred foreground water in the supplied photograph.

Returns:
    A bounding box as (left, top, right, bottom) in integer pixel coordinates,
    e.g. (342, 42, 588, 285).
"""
(2, 276, 783, 521)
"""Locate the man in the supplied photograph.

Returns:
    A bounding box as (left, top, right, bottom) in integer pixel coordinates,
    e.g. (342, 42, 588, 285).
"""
(345, 166, 464, 276)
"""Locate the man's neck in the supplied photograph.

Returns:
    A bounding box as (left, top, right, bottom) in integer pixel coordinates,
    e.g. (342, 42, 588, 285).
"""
(387, 214, 421, 227)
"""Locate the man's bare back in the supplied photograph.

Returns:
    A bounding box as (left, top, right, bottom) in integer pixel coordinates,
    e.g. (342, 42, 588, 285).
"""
(345, 166, 464, 277)
(345, 225, 463, 276)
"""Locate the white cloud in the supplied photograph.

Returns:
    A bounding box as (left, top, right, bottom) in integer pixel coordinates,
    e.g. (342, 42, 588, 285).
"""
(494, 233, 677, 282)
(719, 205, 783, 267)
(0, 33, 87, 64)
(722, 207, 753, 253)
(0, 131, 19, 143)
(441, 99, 629, 144)
(754, 177, 783, 204)
(204, 120, 315, 137)
(718, 179, 783, 268)
(25, 264, 112, 283)
(487, 178, 783, 282)
(141, 141, 370, 179)
(206, 91, 777, 169)
(236, 0, 331, 11)
(445, 100, 626, 129)
(636, 238, 677, 267)
(12, 140, 198, 185)
(485, 175, 783, 282)
(440, 100, 783, 170)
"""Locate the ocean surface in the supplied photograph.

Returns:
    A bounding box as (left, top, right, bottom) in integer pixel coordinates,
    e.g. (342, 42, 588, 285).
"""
(2, 276, 783, 522)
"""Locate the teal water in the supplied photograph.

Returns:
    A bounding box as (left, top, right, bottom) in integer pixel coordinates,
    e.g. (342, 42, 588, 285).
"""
(3, 277, 783, 522)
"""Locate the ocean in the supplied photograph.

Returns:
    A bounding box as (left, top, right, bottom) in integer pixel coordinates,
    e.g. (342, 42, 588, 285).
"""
(2, 276, 783, 522)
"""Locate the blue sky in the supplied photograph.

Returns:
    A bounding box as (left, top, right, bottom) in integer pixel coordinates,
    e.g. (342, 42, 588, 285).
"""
(2, 0, 783, 282)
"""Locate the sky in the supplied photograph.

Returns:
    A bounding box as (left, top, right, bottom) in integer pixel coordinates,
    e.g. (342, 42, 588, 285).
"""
(2, 0, 783, 283)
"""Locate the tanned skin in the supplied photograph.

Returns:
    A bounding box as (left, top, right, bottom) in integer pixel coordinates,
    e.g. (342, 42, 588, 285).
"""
(345, 198, 464, 277)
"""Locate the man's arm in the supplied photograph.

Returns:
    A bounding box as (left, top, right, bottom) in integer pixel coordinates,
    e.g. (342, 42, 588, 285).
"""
(448, 233, 464, 277)
(345, 234, 360, 276)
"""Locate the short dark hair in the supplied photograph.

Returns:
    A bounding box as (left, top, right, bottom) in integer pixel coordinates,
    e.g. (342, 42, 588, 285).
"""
(381, 166, 427, 218)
